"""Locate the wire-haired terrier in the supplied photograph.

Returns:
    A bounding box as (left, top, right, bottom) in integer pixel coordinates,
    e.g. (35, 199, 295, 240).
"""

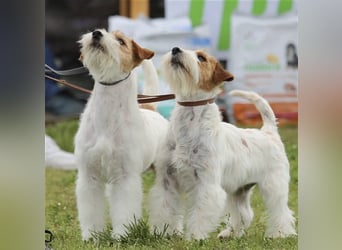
(75, 29, 168, 240)
(148, 47, 296, 240)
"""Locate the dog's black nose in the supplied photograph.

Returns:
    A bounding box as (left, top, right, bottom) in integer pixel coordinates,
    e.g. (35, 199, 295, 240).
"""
(172, 47, 182, 55)
(92, 30, 103, 40)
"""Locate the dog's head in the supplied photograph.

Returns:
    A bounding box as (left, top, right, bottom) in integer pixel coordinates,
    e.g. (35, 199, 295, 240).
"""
(162, 47, 234, 99)
(79, 29, 154, 83)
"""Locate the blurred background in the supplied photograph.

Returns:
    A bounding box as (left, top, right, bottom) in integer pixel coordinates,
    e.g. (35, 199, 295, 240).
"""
(45, 0, 298, 126)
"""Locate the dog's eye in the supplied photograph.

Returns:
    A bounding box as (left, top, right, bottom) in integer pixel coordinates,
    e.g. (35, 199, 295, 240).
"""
(197, 55, 206, 62)
(117, 38, 125, 46)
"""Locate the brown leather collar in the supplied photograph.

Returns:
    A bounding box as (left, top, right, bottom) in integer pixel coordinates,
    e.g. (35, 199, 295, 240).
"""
(177, 98, 215, 107)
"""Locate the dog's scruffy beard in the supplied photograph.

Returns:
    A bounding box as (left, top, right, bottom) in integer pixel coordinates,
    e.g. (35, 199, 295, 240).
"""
(162, 51, 229, 100)
(162, 52, 205, 99)
(79, 33, 121, 83)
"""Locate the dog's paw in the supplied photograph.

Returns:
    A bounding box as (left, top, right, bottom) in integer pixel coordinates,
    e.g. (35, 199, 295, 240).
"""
(111, 231, 125, 240)
(217, 229, 232, 239)
(81, 231, 93, 242)
(218, 228, 246, 238)
(186, 231, 208, 240)
(265, 230, 297, 238)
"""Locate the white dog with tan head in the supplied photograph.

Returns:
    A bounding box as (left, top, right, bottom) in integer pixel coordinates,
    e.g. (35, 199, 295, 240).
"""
(148, 47, 296, 240)
(75, 29, 168, 240)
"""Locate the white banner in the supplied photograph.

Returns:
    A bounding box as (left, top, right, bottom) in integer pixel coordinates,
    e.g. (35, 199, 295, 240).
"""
(228, 14, 298, 125)
(165, 0, 298, 61)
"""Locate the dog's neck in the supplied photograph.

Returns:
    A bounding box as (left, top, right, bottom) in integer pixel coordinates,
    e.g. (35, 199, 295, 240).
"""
(92, 73, 137, 106)
(98, 72, 131, 86)
(171, 82, 222, 102)
(89, 73, 141, 129)
(174, 91, 217, 103)
(173, 98, 221, 125)
(171, 85, 222, 125)
(177, 98, 215, 107)
(171, 102, 221, 145)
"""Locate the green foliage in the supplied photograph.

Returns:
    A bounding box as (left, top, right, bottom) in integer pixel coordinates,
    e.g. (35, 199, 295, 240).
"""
(45, 120, 298, 249)
(89, 217, 169, 248)
(46, 119, 78, 152)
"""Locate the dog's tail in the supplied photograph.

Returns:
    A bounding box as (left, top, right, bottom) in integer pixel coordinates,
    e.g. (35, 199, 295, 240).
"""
(140, 59, 159, 110)
(229, 90, 277, 131)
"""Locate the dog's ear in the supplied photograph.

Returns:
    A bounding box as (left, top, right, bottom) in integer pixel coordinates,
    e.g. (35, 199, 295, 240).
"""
(132, 40, 154, 62)
(212, 63, 234, 84)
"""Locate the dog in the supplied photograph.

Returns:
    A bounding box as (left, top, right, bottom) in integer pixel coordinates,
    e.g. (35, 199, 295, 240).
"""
(148, 47, 296, 240)
(74, 29, 168, 240)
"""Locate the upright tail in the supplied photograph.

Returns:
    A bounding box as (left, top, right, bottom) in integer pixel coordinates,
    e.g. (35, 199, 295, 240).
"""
(229, 90, 277, 131)
(140, 59, 159, 110)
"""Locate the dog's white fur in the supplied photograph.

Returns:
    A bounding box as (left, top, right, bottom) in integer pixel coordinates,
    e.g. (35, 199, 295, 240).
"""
(148, 48, 296, 240)
(74, 29, 168, 240)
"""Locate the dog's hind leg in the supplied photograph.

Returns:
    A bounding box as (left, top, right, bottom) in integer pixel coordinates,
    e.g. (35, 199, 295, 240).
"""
(218, 185, 255, 238)
(258, 168, 296, 238)
(76, 170, 106, 241)
(107, 173, 143, 238)
(148, 164, 184, 235)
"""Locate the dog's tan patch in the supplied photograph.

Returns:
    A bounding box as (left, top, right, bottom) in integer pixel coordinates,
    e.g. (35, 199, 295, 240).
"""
(195, 51, 234, 92)
(111, 31, 134, 72)
(139, 103, 156, 111)
(132, 40, 154, 66)
(111, 31, 154, 72)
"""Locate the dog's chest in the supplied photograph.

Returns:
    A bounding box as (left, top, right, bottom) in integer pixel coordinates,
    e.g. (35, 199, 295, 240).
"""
(171, 108, 216, 171)
(77, 91, 144, 171)
(172, 107, 207, 140)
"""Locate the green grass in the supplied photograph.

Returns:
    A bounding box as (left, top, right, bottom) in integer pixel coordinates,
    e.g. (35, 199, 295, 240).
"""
(46, 121, 298, 249)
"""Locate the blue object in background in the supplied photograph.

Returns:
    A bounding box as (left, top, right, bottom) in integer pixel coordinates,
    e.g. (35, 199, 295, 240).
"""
(45, 42, 61, 102)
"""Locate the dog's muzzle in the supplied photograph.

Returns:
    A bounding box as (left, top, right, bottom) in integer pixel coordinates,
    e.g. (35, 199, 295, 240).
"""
(91, 30, 104, 50)
(171, 47, 184, 67)
(172, 47, 182, 55)
(92, 30, 103, 41)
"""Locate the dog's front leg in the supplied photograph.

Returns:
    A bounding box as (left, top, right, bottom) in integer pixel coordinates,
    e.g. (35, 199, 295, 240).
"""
(148, 138, 184, 236)
(76, 170, 106, 241)
(107, 172, 143, 239)
(186, 174, 226, 240)
(148, 167, 184, 235)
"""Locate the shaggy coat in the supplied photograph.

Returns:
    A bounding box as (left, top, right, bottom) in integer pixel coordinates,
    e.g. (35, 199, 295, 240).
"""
(75, 29, 168, 240)
(148, 47, 296, 240)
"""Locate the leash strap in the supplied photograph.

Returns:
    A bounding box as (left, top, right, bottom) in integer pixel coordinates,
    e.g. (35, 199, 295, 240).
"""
(45, 64, 88, 76)
(45, 75, 92, 94)
(44, 66, 175, 104)
(138, 94, 176, 104)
